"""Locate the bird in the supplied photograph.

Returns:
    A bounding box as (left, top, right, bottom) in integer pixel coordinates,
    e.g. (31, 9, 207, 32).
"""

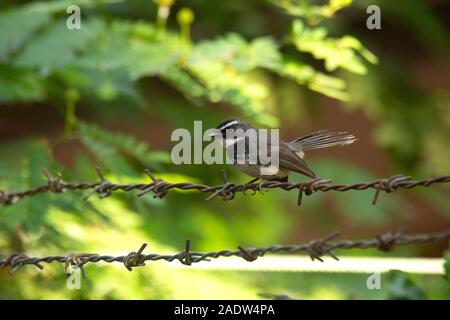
(209, 118, 357, 182)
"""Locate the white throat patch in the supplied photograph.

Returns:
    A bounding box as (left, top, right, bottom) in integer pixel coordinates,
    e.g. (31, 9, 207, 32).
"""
(224, 136, 244, 147)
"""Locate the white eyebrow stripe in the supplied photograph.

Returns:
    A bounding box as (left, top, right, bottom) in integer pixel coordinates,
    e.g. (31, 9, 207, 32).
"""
(218, 120, 239, 131)
(224, 136, 244, 147)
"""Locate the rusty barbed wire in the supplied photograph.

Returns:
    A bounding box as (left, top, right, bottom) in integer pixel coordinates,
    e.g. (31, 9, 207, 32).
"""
(0, 168, 449, 206)
(1, 229, 449, 275)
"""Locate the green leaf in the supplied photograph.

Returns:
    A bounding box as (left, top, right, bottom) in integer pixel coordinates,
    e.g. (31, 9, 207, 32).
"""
(0, 3, 51, 61)
(444, 250, 450, 283)
(0, 140, 54, 233)
(162, 65, 209, 104)
(185, 34, 280, 126)
(0, 65, 46, 102)
(273, 0, 353, 25)
(291, 20, 377, 75)
(278, 59, 350, 101)
(15, 19, 104, 73)
(189, 34, 281, 72)
(387, 271, 427, 300)
(77, 21, 181, 80)
(248, 37, 282, 70)
(78, 122, 171, 176)
(0, 0, 126, 62)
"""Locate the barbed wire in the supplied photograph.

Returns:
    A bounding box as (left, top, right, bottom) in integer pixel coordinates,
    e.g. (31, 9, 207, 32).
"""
(1, 229, 449, 275)
(0, 168, 449, 206)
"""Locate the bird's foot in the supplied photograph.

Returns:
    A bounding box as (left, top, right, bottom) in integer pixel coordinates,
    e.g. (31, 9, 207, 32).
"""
(268, 176, 289, 183)
(254, 176, 288, 195)
(243, 176, 288, 195)
(254, 179, 269, 194)
(243, 177, 260, 195)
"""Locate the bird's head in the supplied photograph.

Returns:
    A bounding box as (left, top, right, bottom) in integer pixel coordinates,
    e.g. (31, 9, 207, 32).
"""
(209, 119, 253, 139)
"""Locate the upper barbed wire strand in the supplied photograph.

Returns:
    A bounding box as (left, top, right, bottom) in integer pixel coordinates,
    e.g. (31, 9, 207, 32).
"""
(0, 168, 449, 206)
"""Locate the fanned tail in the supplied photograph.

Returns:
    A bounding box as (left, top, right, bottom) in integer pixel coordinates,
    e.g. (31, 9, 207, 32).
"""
(290, 130, 357, 151)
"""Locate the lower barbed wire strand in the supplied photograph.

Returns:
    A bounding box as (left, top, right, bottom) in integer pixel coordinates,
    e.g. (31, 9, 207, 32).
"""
(1, 229, 449, 274)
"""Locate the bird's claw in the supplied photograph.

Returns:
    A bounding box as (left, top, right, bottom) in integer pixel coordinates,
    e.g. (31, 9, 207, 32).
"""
(254, 179, 268, 195)
(242, 177, 260, 196)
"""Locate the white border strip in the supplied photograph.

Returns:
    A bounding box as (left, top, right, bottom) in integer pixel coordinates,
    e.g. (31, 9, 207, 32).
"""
(170, 256, 444, 274)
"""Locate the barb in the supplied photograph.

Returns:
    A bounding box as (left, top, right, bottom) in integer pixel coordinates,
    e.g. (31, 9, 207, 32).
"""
(0, 168, 449, 206)
(1, 229, 449, 275)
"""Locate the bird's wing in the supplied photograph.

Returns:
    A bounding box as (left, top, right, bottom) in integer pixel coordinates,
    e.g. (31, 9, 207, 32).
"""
(279, 141, 317, 179)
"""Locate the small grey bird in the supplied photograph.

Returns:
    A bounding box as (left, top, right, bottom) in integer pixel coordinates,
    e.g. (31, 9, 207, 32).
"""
(210, 118, 357, 181)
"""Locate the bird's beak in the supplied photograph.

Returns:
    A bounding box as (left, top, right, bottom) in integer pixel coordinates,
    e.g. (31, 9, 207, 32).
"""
(207, 130, 220, 138)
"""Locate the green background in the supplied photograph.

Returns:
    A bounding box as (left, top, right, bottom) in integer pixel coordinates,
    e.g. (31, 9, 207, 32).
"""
(0, 0, 449, 299)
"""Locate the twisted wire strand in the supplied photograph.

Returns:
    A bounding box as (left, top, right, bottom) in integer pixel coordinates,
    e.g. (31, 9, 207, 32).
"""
(1, 229, 449, 275)
(0, 168, 449, 206)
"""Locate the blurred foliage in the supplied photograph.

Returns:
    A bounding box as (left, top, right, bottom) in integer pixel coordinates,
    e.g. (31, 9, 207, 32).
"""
(0, 0, 449, 299)
(445, 250, 450, 283)
(272, 0, 353, 25)
(386, 271, 427, 300)
(0, 0, 378, 126)
(291, 19, 377, 75)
